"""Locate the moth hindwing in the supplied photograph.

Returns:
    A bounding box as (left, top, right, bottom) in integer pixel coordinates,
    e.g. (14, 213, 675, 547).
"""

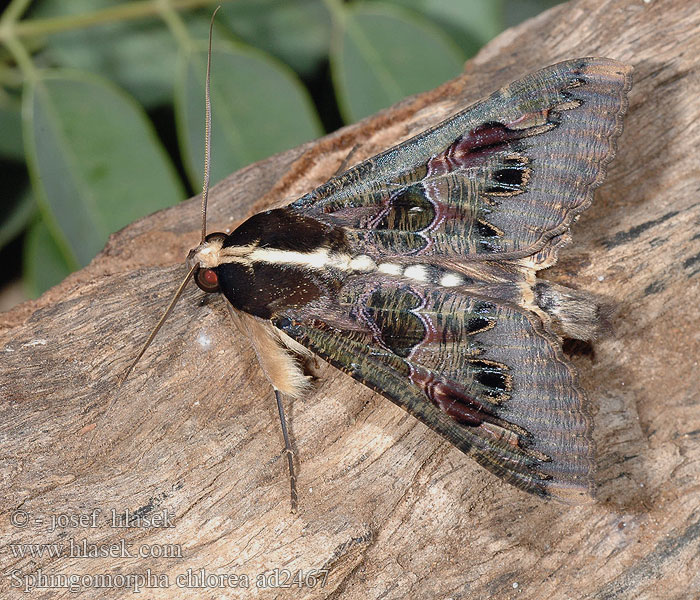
(188, 57, 632, 505)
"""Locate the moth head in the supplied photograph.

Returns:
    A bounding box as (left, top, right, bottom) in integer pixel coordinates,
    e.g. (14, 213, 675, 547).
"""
(187, 232, 227, 293)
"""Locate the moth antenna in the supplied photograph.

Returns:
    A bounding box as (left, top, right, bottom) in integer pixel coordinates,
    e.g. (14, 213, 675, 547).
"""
(88, 265, 197, 457)
(119, 264, 198, 389)
(90, 9, 220, 455)
(201, 5, 220, 242)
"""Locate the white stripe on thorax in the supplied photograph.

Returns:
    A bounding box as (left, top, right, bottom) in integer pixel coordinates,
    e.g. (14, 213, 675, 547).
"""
(217, 246, 466, 287)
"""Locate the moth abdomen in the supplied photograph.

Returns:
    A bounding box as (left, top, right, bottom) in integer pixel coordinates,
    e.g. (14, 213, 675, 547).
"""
(534, 281, 608, 341)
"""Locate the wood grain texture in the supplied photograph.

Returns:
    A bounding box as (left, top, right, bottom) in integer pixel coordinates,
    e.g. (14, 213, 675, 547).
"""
(1, 0, 699, 598)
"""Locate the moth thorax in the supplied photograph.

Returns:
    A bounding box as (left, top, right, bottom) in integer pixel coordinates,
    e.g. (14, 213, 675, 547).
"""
(187, 232, 227, 270)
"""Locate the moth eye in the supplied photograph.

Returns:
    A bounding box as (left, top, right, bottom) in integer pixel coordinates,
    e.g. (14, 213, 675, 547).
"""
(195, 267, 220, 293)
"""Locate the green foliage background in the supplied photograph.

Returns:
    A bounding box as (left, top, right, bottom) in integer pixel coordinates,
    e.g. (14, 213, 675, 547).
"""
(0, 0, 563, 302)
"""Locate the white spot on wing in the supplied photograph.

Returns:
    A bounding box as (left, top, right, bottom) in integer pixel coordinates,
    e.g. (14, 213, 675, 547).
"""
(349, 254, 376, 272)
(403, 265, 429, 281)
(378, 263, 402, 276)
(439, 273, 464, 287)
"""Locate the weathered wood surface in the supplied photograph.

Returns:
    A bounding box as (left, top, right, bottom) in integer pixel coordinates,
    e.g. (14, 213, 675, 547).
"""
(2, 0, 699, 598)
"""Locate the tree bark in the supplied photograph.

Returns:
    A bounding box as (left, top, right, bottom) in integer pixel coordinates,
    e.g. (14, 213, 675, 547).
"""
(2, 0, 700, 598)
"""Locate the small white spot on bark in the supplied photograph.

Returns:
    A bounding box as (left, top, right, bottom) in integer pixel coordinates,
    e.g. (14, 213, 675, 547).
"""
(23, 339, 47, 347)
(197, 332, 212, 350)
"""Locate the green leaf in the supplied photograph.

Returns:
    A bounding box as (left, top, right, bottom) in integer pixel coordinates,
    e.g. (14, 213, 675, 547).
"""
(176, 39, 323, 190)
(31, 0, 179, 108)
(503, 0, 565, 28)
(331, 2, 465, 122)
(23, 71, 184, 268)
(0, 104, 25, 159)
(218, 0, 332, 76)
(375, 0, 503, 53)
(23, 217, 73, 298)
(0, 188, 36, 251)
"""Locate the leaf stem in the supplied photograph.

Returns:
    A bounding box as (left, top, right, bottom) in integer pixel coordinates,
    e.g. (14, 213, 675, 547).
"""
(0, 0, 33, 28)
(320, 0, 345, 26)
(0, 0, 35, 81)
(2, 28, 37, 83)
(0, 0, 228, 42)
(157, 0, 195, 52)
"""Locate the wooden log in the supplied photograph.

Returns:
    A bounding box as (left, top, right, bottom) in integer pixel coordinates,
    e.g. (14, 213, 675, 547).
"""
(2, 0, 699, 597)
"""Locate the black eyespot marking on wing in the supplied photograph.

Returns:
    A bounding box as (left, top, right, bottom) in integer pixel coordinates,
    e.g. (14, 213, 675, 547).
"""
(482, 154, 531, 197)
(469, 359, 511, 399)
(475, 369, 507, 392)
(375, 185, 436, 232)
(466, 315, 491, 334)
(476, 219, 496, 238)
(476, 219, 503, 239)
(464, 301, 498, 334)
(494, 167, 524, 186)
(362, 287, 425, 358)
(365, 230, 430, 255)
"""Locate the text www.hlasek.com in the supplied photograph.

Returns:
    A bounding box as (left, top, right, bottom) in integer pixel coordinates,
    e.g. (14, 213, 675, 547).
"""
(9, 537, 182, 560)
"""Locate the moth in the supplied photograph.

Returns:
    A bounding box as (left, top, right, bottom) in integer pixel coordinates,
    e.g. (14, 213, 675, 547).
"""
(130, 51, 631, 511)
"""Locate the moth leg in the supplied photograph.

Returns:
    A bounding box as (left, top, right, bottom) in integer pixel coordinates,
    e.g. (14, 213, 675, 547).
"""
(224, 302, 307, 512)
(274, 389, 298, 513)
